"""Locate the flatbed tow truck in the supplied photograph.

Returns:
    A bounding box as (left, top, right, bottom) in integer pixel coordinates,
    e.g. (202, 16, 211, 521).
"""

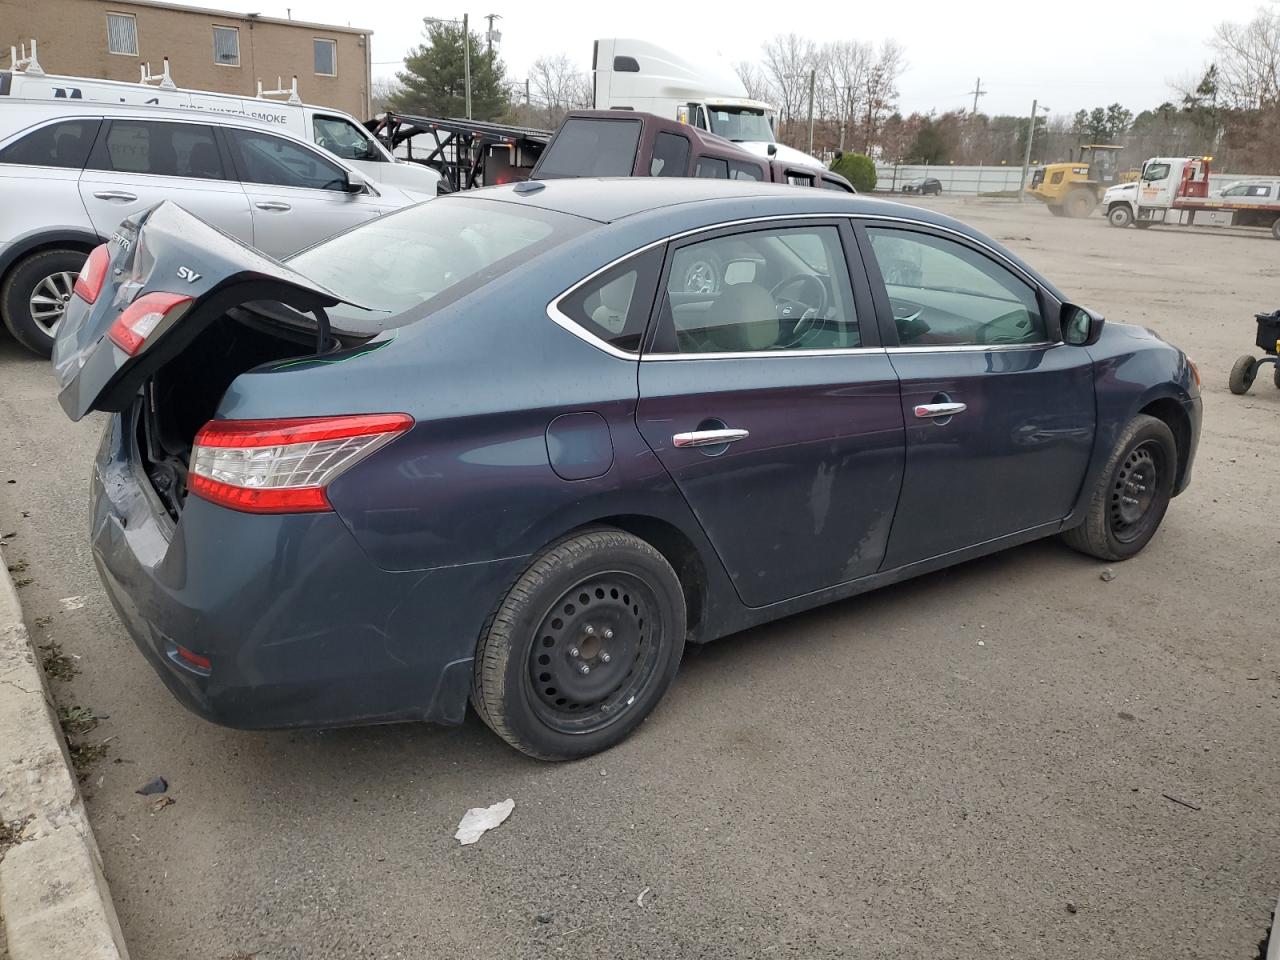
(1104, 156, 1280, 239)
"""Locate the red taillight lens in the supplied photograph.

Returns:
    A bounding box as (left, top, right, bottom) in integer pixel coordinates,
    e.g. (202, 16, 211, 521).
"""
(107, 292, 193, 356)
(188, 414, 414, 514)
(174, 645, 211, 671)
(73, 244, 110, 304)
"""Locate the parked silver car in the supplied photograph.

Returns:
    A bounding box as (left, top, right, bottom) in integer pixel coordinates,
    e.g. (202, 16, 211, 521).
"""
(0, 100, 431, 355)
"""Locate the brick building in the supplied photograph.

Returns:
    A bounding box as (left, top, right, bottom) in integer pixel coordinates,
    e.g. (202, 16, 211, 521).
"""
(7, 0, 373, 118)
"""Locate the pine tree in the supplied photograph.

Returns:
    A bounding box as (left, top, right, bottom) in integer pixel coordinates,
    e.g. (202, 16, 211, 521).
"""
(389, 20, 508, 120)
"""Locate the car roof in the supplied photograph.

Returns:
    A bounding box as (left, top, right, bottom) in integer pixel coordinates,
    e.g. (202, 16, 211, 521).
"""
(0, 96, 283, 131)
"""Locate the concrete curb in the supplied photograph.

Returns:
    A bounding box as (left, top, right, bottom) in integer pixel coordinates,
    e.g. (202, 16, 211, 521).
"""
(0, 542, 130, 960)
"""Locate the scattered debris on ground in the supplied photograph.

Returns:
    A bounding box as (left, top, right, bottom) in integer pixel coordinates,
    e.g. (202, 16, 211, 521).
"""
(1118, 711, 1136, 721)
(0, 814, 36, 861)
(637, 886, 651, 907)
(455, 798, 515, 845)
(39, 640, 78, 681)
(1066, 901, 1078, 914)
(6, 558, 28, 574)
(1100, 569, 1116, 582)
(136, 777, 168, 796)
(68, 738, 110, 774)
(13, 577, 33, 588)
(535, 912, 553, 924)
(150, 796, 176, 813)
(1162, 793, 1202, 811)
(58, 595, 87, 611)
(57, 705, 100, 737)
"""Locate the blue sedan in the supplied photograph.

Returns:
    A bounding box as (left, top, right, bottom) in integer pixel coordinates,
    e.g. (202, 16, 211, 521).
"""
(53, 180, 1201, 759)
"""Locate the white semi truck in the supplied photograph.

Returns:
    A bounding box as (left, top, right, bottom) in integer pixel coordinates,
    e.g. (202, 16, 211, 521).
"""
(591, 38, 823, 168)
(1102, 155, 1280, 239)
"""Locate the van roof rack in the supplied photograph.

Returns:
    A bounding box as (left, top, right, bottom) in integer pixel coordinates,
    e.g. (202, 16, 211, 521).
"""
(140, 58, 177, 89)
(257, 76, 303, 105)
(8, 39, 46, 76)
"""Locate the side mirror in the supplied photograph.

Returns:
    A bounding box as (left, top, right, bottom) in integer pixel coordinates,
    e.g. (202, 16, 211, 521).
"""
(342, 172, 368, 194)
(767, 143, 778, 158)
(1062, 304, 1105, 346)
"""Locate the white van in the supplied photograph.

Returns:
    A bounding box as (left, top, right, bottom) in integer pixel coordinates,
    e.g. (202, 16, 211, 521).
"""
(1, 51, 439, 194)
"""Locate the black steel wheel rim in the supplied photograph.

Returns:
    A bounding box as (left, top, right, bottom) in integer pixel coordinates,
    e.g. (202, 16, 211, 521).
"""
(526, 571, 664, 735)
(1110, 440, 1164, 542)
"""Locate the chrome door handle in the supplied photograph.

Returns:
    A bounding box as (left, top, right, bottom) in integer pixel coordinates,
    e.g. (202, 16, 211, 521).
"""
(914, 402, 967, 419)
(255, 201, 292, 211)
(93, 191, 137, 202)
(672, 428, 750, 448)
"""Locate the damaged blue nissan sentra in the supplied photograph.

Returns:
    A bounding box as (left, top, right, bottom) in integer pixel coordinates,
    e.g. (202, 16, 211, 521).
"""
(51, 179, 1201, 759)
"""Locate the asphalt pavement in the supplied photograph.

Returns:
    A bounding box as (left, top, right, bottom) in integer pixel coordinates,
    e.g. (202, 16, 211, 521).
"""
(0, 196, 1277, 960)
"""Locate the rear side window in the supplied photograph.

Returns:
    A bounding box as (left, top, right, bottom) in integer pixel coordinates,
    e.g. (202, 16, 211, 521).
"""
(650, 132, 689, 177)
(537, 118, 641, 178)
(729, 160, 764, 181)
(0, 119, 101, 169)
(556, 247, 663, 353)
(694, 157, 728, 179)
(88, 120, 225, 179)
(226, 128, 347, 190)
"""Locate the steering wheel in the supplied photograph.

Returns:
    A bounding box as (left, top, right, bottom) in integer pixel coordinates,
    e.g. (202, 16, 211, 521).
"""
(769, 274, 828, 346)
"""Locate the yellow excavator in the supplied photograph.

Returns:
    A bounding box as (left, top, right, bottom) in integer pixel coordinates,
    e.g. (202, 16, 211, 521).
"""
(1026, 144, 1127, 217)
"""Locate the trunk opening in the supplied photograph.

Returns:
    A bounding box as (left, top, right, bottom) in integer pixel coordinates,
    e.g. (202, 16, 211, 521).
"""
(134, 306, 364, 521)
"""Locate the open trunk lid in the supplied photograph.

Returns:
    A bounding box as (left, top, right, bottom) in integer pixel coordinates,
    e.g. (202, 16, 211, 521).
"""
(53, 201, 370, 422)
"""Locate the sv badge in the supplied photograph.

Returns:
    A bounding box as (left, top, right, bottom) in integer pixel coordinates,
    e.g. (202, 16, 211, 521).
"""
(177, 266, 202, 283)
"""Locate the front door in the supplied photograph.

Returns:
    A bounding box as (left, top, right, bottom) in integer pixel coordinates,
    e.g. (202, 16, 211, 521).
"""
(223, 127, 388, 259)
(637, 221, 905, 608)
(859, 222, 1096, 569)
(78, 118, 253, 245)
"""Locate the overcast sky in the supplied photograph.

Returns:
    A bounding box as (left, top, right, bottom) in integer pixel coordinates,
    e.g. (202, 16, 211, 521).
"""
(213, 0, 1257, 118)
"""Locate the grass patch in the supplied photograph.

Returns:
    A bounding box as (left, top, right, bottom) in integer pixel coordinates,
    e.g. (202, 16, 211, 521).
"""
(39, 641, 77, 681)
(68, 739, 109, 773)
(6, 558, 28, 574)
(58, 705, 100, 737)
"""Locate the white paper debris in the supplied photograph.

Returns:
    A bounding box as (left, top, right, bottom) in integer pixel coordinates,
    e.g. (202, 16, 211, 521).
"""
(59, 596, 86, 611)
(454, 798, 515, 846)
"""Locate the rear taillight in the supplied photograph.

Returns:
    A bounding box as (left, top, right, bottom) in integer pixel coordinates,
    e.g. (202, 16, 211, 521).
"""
(188, 414, 414, 514)
(107, 292, 193, 356)
(73, 244, 110, 303)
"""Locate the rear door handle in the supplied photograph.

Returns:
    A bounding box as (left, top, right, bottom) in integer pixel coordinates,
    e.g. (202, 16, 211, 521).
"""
(255, 201, 292, 212)
(93, 191, 137, 202)
(672, 428, 750, 448)
(914, 402, 967, 419)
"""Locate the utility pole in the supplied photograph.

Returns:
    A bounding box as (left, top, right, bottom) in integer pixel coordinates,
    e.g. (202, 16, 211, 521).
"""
(838, 83, 852, 152)
(806, 68, 816, 155)
(462, 12, 471, 119)
(966, 76, 987, 116)
(524, 78, 530, 105)
(1018, 99, 1045, 202)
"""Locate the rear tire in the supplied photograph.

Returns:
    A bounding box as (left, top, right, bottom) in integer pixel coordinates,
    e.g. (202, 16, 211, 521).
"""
(1108, 205, 1134, 228)
(1272, 218, 1280, 240)
(471, 530, 686, 760)
(1061, 414, 1177, 562)
(1065, 188, 1096, 218)
(1229, 355, 1258, 395)
(1273, 362, 1280, 390)
(1, 249, 87, 358)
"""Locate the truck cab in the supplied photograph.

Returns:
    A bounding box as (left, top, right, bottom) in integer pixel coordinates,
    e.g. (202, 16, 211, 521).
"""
(1027, 144, 1124, 217)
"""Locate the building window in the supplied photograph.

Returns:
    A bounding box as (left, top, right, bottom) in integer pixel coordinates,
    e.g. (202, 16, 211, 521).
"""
(313, 38, 336, 76)
(106, 13, 138, 56)
(212, 26, 240, 66)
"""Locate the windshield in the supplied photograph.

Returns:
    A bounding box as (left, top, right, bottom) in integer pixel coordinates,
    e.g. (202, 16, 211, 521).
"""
(706, 106, 774, 142)
(287, 197, 588, 330)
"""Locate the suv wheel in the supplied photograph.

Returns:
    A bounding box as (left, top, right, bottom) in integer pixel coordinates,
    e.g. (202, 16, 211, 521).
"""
(2, 249, 88, 357)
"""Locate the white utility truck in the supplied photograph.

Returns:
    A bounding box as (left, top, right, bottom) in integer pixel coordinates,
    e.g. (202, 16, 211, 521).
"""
(1103, 155, 1280, 239)
(2, 40, 439, 194)
(591, 38, 823, 168)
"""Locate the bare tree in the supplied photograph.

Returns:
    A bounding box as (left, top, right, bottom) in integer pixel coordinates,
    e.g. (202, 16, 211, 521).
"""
(861, 40, 906, 153)
(528, 53, 592, 127)
(1212, 7, 1280, 109)
(735, 61, 776, 104)
(370, 77, 403, 116)
(762, 33, 817, 130)
(820, 40, 872, 151)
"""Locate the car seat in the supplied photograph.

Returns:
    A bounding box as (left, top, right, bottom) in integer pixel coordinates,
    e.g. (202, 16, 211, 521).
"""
(699, 282, 779, 352)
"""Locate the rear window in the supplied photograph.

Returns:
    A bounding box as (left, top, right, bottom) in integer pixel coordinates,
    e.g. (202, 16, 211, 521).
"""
(287, 197, 589, 331)
(0, 118, 101, 169)
(536, 118, 640, 178)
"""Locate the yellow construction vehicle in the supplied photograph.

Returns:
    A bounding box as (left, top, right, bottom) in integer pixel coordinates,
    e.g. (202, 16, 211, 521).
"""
(1026, 144, 1125, 217)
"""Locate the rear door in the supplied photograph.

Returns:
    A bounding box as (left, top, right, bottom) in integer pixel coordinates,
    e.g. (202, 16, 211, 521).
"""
(223, 127, 389, 258)
(858, 220, 1095, 568)
(636, 220, 905, 608)
(78, 118, 253, 243)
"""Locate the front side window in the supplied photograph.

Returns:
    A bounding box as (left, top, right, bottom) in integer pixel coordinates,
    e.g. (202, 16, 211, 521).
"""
(106, 13, 138, 55)
(865, 227, 1045, 347)
(312, 115, 380, 162)
(656, 225, 860, 354)
(694, 156, 728, 179)
(0, 119, 101, 169)
(1248, 185, 1272, 197)
(314, 38, 337, 76)
(287, 198, 586, 330)
(1142, 162, 1171, 182)
(650, 132, 689, 177)
(213, 26, 240, 66)
(88, 120, 224, 179)
(557, 248, 663, 352)
(537, 118, 640, 178)
(227, 128, 346, 190)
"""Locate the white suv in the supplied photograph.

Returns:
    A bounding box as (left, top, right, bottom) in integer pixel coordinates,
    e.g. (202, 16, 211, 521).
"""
(0, 101, 431, 355)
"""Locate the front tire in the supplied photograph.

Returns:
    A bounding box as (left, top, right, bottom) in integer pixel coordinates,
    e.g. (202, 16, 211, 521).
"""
(1229, 355, 1257, 395)
(1064, 188, 1096, 218)
(1062, 414, 1177, 562)
(1, 249, 88, 357)
(472, 530, 686, 760)
(1108, 205, 1134, 228)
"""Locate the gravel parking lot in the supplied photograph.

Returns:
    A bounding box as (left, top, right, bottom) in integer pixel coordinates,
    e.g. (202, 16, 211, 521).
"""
(1, 195, 1277, 960)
